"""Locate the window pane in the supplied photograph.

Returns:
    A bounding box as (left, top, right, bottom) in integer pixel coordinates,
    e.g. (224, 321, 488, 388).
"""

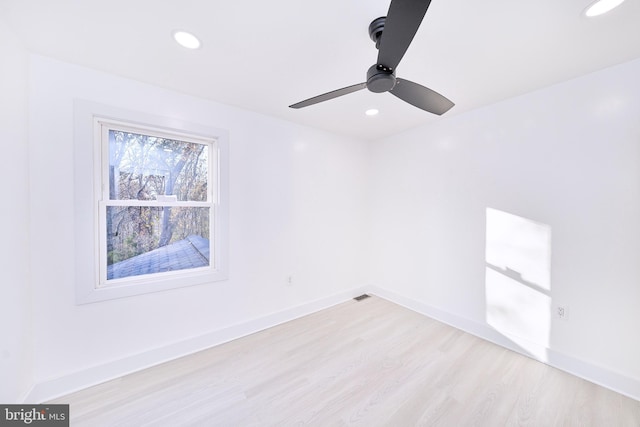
(106, 206, 211, 280)
(109, 130, 209, 202)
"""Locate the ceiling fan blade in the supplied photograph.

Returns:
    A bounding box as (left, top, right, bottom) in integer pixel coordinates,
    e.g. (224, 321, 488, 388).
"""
(390, 78, 454, 115)
(289, 83, 367, 109)
(377, 0, 433, 70)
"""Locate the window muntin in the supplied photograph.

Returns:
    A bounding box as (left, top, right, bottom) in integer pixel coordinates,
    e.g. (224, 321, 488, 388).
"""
(98, 120, 217, 287)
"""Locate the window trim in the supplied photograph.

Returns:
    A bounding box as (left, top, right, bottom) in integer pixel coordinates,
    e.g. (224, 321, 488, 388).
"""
(74, 101, 229, 304)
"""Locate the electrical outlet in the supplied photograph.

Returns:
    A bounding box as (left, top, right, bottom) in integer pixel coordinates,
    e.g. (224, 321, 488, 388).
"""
(554, 304, 569, 321)
(286, 275, 293, 286)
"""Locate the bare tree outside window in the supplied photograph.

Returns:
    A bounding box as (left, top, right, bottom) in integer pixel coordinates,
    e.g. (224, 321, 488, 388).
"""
(104, 129, 212, 280)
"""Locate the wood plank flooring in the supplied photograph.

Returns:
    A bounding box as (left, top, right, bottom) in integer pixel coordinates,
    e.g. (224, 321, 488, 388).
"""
(49, 296, 640, 426)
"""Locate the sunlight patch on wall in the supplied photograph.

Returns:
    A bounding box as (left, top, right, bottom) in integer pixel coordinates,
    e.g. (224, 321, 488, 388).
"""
(485, 208, 552, 361)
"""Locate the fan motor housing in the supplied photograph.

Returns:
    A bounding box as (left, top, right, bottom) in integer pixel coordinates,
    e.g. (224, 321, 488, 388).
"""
(366, 64, 396, 93)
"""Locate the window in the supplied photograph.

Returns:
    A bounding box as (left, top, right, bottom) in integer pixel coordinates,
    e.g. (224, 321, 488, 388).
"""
(74, 102, 228, 303)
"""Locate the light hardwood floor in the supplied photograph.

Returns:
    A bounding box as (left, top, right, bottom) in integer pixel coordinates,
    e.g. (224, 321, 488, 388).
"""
(49, 296, 640, 426)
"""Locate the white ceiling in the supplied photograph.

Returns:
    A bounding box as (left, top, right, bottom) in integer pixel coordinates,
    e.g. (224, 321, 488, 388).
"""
(2, 0, 640, 140)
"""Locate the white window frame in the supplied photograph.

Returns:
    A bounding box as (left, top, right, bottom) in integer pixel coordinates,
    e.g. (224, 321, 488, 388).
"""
(74, 101, 229, 304)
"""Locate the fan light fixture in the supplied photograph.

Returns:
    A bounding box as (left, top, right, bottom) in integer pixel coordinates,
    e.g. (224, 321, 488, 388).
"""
(288, 0, 455, 115)
(365, 109, 379, 116)
(584, 0, 625, 17)
(173, 30, 201, 49)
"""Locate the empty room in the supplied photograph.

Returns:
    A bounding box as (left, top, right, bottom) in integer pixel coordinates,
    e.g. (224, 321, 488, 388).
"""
(1, 0, 640, 425)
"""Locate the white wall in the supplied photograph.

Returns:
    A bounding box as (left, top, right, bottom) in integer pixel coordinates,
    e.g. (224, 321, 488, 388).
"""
(27, 56, 369, 399)
(0, 20, 32, 402)
(16, 50, 640, 401)
(370, 58, 640, 386)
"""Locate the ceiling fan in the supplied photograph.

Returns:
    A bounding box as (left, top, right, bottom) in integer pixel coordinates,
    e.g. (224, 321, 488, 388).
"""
(289, 0, 454, 115)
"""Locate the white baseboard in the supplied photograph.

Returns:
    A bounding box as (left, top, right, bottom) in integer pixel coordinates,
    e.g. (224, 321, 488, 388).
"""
(25, 286, 368, 403)
(368, 286, 640, 402)
(26, 285, 639, 404)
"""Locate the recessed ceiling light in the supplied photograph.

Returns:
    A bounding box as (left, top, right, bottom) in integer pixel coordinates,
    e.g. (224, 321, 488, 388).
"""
(172, 30, 201, 49)
(584, 0, 625, 17)
(365, 109, 379, 116)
